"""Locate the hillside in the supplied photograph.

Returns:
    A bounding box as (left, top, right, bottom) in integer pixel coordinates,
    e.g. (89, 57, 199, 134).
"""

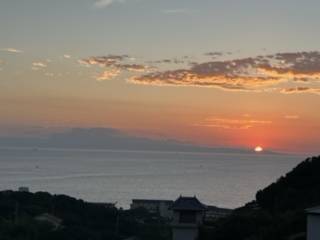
(256, 156, 320, 212)
(203, 156, 320, 240)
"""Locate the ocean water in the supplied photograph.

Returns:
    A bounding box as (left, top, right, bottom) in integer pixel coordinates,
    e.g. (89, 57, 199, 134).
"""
(0, 147, 304, 209)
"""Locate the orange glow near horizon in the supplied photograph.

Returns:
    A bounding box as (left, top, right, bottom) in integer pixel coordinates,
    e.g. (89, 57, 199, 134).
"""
(1, 88, 320, 154)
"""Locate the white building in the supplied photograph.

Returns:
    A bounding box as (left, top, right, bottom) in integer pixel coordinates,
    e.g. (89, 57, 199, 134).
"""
(205, 205, 232, 221)
(307, 206, 320, 240)
(171, 196, 207, 240)
(130, 199, 173, 219)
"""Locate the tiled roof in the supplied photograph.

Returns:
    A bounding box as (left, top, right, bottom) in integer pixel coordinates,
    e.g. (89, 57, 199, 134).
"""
(171, 196, 207, 211)
(306, 206, 320, 215)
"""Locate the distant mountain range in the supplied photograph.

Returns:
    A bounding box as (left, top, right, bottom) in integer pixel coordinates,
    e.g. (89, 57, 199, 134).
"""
(0, 127, 277, 154)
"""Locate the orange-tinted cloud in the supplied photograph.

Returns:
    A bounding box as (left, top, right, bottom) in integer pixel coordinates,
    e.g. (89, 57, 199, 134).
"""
(116, 63, 153, 72)
(96, 68, 121, 81)
(79, 55, 129, 67)
(79, 54, 152, 81)
(195, 117, 272, 130)
(129, 51, 320, 93)
(80, 55, 152, 72)
(280, 87, 320, 95)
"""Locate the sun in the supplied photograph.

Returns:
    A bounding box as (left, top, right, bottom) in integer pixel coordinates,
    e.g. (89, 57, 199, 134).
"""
(254, 146, 263, 152)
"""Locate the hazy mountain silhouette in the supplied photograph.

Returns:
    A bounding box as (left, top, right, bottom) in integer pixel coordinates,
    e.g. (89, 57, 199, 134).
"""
(0, 127, 275, 154)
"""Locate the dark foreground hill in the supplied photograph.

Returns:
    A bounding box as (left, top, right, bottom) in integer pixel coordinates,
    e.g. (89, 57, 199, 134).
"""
(202, 155, 320, 240)
(0, 191, 170, 240)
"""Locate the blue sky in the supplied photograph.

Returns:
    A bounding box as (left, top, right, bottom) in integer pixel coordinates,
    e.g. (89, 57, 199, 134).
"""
(1, 0, 320, 58)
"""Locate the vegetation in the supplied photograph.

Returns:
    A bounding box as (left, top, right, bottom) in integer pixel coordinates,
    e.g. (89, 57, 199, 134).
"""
(0, 191, 171, 240)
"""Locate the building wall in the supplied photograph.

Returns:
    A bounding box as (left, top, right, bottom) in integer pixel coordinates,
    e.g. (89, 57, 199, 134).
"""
(131, 202, 157, 212)
(172, 228, 198, 240)
(130, 200, 173, 218)
(159, 202, 173, 218)
(205, 209, 231, 220)
(307, 215, 320, 240)
(172, 211, 204, 225)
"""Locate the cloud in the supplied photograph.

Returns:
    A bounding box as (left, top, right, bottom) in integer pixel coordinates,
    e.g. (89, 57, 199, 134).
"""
(116, 63, 154, 72)
(79, 55, 129, 67)
(94, 0, 114, 8)
(96, 68, 121, 81)
(151, 58, 185, 64)
(130, 70, 280, 91)
(32, 62, 47, 71)
(0, 48, 23, 53)
(80, 54, 152, 80)
(195, 117, 272, 130)
(45, 72, 54, 77)
(94, 0, 127, 8)
(204, 51, 232, 59)
(63, 54, 72, 59)
(80, 51, 320, 95)
(32, 62, 47, 68)
(280, 87, 320, 95)
(129, 51, 320, 93)
(204, 52, 224, 58)
(163, 9, 189, 14)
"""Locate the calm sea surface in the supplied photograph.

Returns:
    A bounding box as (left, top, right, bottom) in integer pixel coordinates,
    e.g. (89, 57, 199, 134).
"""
(0, 147, 305, 209)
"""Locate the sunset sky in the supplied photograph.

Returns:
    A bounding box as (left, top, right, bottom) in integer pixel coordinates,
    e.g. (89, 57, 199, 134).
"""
(1, 0, 320, 154)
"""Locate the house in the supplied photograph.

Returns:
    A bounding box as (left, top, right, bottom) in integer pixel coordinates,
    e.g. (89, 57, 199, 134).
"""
(18, 187, 29, 192)
(306, 206, 320, 240)
(205, 205, 232, 221)
(130, 199, 173, 218)
(89, 202, 117, 209)
(171, 196, 207, 240)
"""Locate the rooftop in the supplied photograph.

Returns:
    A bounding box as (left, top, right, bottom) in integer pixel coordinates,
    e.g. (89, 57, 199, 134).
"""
(132, 199, 173, 204)
(306, 206, 320, 215)
(171, 196, 207, 211)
